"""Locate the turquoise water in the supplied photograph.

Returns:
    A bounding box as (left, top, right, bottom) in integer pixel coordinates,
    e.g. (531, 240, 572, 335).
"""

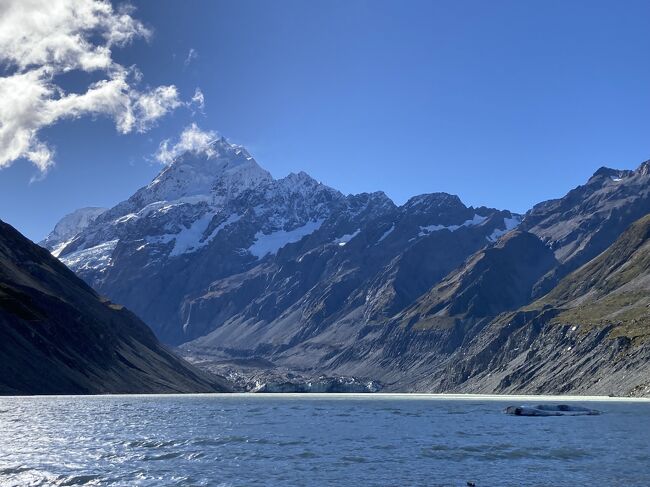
(0, 394, 648, 486)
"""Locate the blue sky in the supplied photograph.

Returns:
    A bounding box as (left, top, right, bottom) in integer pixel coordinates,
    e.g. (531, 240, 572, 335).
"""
(1, 0, 649, 241)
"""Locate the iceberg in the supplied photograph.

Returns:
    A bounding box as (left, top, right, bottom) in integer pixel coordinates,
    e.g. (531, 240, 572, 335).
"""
(504, 404, 601, 416)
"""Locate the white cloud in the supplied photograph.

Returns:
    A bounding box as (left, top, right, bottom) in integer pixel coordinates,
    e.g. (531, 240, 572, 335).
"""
(184, 48, 198, 67)
(191, 88, 205, 112)
(132, 85, 183, 132)
(0, 0, 183, 173)
(155, 123, 217, 165)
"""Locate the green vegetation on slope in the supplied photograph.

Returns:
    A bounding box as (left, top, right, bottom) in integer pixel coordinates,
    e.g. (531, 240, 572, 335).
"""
(535, 214, 650, 340)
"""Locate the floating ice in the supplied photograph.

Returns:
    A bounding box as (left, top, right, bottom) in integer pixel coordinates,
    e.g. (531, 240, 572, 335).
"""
(504, 404, 601, 416)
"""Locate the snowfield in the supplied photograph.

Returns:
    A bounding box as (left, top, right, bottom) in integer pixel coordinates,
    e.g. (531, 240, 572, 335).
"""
(249, 220, 325, 258)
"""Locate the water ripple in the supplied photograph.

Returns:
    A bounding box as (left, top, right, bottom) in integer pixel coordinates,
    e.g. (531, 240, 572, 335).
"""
(0, 395, 647, 486)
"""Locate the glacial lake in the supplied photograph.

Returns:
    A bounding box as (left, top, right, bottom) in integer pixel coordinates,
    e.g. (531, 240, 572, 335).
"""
(0, 394, 648, 486)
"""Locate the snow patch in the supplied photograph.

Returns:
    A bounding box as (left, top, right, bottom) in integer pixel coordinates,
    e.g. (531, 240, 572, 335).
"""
(419, 214, 487, 237)
(205, 213, 242, 242)
(487, 215, 522, 242)
(168, 212, 215, 256)
(51, 239, 74, 258)
(249, 220, 324, 258)
(131, 195, 212, 221)
(377, 224, 395, 243)
(146, 212, 242, 257)
(115, 213, 138, 224)
(334, 229, 360, 247)
(156, 195, 212, 214)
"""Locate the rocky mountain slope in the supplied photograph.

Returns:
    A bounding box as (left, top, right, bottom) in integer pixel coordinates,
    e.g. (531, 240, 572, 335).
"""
(537, 212, 650, 340)
(399, 230, 557, 326)
(182, 160, 650, 396)
(46, 137, 649, 396)
(230, 212, 649, 397)
(431, 212, 650, 396)
(521, 162, 650, 296)
(0, 219, 230, 395)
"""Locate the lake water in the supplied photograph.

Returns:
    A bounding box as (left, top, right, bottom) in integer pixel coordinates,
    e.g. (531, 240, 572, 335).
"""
(0, 394, 648, 486)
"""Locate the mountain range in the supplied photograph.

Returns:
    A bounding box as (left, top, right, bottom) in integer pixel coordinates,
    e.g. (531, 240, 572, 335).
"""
(42, 137, 650, 396)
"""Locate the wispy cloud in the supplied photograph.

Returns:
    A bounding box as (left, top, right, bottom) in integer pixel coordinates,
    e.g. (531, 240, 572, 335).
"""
(0, 0, 184, 173)
(155, 123, 217, 165)
(191, 88, 205, 113)
(184, 48, 198, 67)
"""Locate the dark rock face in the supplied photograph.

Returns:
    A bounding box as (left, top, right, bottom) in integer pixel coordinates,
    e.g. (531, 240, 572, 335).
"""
(399, 231, 557, 325)
(0, 220, 230, 395)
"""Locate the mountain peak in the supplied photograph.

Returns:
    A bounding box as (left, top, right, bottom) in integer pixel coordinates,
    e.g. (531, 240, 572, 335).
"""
(591, 166, 620, 178)
(588, 166, 636, 184)
(40, 207, 107, 255)
(273, 172, 342, 200)
(281, 171, 318, 185)
(403, 193, 465, 211)
(203, 136, 254, 161)
(636, 159, 650, 176)
(140, 138, 272, 206)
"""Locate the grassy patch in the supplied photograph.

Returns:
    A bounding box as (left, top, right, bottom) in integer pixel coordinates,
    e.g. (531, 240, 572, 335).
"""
(551, 292, 650, 340)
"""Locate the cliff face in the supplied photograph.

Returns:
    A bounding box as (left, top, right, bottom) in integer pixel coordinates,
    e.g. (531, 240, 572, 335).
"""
(0, 219, 230, 395)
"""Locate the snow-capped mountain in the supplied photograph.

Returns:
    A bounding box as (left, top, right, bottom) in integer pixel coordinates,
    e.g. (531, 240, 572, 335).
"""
(40, 207, 107, 257)
(45, 137, 650, 395)
(50, 136, 518, 345)
(55, 137, 362, 280)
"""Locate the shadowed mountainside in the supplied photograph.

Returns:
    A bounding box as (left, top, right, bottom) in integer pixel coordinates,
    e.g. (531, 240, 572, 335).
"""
(0, 220, 231, 395)
(357, 213, 650, 396)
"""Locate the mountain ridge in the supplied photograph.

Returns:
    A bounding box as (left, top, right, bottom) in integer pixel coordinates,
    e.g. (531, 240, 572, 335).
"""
(43, 137, 649, 396)
(51, 137, 518, 346)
